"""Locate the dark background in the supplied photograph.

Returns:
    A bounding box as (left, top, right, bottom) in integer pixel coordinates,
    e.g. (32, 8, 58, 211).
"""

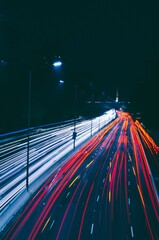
(0, 0, 159, 133)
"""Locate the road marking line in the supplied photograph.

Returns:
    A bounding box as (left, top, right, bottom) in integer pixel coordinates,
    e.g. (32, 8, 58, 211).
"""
(108, 191, 111, 202)
(128, 181, 130, 186)
(128, 198, 131, 205)
(86, 160, 94, 168)
(97, 195, 100, 202)
(103, 178, 105, 183)
(50, 220, 55, 230)
(66, 192, 70, 198)
(69, 175, 80, 188)
(128, 153, 132, 161)
(132, 166, 136, 176)
(42, 216, 51, 232)
(90, 223, 94, 234)
(109, 173, 111, 182)
(131, 226, 134, 237)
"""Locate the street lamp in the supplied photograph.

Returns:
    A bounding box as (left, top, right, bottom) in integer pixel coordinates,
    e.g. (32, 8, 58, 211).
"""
(53, 61, 62, 67)
(26, 59, 62, 191)
(59, 79, 64, 84)
(72, 85, 77, 149)
(26, 71, 32, 191)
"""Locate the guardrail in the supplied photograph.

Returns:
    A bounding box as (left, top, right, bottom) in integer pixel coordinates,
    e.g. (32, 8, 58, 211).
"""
(0, 109, 117, 213)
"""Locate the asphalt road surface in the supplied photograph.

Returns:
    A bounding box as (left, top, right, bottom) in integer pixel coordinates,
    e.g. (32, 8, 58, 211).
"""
(2, 111, 159, 240)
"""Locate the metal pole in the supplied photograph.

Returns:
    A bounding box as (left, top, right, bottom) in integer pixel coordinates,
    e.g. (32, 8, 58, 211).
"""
(91, 99, 93, 137)
(98, 116, 100, 131)
(91, 118, 92, 137)
(26, 71, 31, 191)
(73, 85, 77, 149)
(73, 120, 76, 149)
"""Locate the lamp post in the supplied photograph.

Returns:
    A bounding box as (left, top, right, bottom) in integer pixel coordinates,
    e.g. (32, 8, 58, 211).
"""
(26, 71, 31, 191)
(91, 117, 93, 137)
(73, 85, 77, 149)
(26, 59, 62, 191)
(98, 116, 100, 131)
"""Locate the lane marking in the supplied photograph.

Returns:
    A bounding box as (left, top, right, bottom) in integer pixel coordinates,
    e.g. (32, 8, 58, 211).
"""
(42, 216, 51, 232)
(90, 223, 94, 234)
(128, 198, 131, 205)
(109, 173, 111, 182)
(128, 181, 130, 186)
(103, 178, 105, 183)
(66, 192, 70, 198)
(97, 195, 100, 202)
(128, 153, 132, 161)
(86, 160, 94, 168)
(108, 191, 111, 202)
(69, 175, 80, 188)
(50, 220, 55, 230)
(132, 166, 136, 176)
(131, 226, 134, 238)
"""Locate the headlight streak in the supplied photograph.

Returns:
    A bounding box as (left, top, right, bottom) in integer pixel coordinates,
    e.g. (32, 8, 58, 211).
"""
(1, 110, 116, 212)
(26, 120, 117, 240)
(2, 110, 159, 240)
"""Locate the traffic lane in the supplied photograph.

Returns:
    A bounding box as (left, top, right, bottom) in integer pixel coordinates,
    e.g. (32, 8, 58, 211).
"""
(48, 125, 130, 240)
(28, 123, 120, 237)
(4, 112, 158, 240)
(31, 120, 123, 239)
(1, 112, 116, 202)
(127, 159, 154, 240)
(35, 133, 118, 240)
(1, 117, 120, 239)
(128, 118, 159, 239)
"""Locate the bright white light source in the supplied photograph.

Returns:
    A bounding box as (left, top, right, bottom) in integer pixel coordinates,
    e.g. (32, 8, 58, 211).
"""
(53, 61, 62, 67)
(59, 80, 64, 84)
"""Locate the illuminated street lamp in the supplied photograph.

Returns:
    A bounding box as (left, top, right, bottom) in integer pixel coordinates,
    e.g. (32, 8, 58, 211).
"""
(53, 60, 62, 67)
(59, 79, 64, 84)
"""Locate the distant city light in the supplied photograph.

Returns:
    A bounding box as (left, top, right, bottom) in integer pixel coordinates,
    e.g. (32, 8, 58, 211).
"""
(53, 61, 62, 67)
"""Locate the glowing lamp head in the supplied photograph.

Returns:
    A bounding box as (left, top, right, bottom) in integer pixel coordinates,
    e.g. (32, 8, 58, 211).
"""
(59, 80, 64, 84)
(53, 61, 62, 67)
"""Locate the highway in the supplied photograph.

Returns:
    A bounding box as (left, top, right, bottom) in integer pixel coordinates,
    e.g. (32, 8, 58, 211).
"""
(0, 109, 116, 212)
(1, 111, 159, 240)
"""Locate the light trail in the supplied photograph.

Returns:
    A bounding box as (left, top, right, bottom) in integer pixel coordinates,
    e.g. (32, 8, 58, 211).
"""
(0, 109, 116, 212)
(1, 110, 159, 240)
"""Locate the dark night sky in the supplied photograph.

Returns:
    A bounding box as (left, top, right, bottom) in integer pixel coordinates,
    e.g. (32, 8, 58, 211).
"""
(1, 0, 159, 132)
